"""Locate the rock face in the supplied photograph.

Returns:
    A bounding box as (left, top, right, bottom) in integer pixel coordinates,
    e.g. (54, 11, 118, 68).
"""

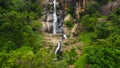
(47, 0, 87, 18)
(100, 0, 120, 16)
(47, 14, 54, 22)
(41, 0, 88, 34)
(65, 0, 87, 18)
(42, 0, 65, 34)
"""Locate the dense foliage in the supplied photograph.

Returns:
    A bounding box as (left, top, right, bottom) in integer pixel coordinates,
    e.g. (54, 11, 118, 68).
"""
(0, 0, 51, 68)
(0, 0, 120, 68)
(74, 0, 120, 68)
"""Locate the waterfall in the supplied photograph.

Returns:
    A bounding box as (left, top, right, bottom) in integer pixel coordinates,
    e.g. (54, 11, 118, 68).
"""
(51, 0, 67, 60)
(55, 41, 61, 55)
(53, 0, 57, 34)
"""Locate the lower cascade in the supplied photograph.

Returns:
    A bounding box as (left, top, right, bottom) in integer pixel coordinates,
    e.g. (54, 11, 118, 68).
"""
(54, 41, 61, 55)
(54, 40, 62, 60)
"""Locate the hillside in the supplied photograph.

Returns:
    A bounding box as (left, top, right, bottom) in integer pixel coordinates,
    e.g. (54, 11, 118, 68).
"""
(0, 0, 120, 68)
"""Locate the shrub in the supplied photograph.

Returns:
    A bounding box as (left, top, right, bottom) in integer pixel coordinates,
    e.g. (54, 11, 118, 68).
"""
(66, 6, 74, 17)
(85, 1, 100, 15)
(81, 15, 98, 31)
(74, 54, 88, 68)
(31, 20, 42, 29)
(64, 20, 74, 28)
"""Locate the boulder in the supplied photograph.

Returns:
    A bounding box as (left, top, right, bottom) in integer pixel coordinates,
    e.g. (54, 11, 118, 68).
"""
(64, 14, 73, 22)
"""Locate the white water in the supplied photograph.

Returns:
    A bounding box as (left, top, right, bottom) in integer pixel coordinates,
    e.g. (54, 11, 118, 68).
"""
(55, 41, 61, 55)
(63, 34, 67, 39)
(53, 41, 61, 60)
(53, 0, 57, 34)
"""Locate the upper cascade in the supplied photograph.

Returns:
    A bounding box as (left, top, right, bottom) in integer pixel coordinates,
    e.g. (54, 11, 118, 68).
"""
(41, 0, 88, 34)
(53, 0, 57, 34)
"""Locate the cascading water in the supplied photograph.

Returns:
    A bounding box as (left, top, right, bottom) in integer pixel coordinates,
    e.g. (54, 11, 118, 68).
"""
(53, 0, 57, 34)
(63, 34, 67, 39)
(53, 40, 62, 60)
(55, 41, 61, 55)
(52, 0, 68, 60)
